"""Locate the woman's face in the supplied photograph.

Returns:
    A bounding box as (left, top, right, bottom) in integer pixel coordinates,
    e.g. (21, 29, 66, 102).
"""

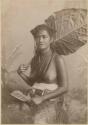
(34, 30, 51, 51)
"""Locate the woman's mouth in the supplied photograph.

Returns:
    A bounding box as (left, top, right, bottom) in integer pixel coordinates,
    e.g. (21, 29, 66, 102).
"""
(39, 43, 44, 46)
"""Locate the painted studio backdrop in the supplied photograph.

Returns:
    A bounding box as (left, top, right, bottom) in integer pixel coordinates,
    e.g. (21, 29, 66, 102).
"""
(1, 0, 88, 123)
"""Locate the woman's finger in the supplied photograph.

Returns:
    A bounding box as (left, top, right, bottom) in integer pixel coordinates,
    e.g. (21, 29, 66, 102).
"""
(20, 67, 27, 71)
(19, 65, 28, 69)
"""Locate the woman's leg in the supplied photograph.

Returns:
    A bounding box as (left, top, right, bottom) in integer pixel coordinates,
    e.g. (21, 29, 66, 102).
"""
(34, 99, 68, 124)
(33, 101, 57, 124)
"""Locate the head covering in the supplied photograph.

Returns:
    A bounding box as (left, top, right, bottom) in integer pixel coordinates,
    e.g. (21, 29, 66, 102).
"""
(30, 24, 56, 37)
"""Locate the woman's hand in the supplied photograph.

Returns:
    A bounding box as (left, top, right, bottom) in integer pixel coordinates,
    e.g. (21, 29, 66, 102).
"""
(32, 96, 43, 105)
(17, 64, 28, 74)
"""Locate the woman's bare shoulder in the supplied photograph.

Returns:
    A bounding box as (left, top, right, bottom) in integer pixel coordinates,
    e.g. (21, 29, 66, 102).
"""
(54, 53, 64, 64)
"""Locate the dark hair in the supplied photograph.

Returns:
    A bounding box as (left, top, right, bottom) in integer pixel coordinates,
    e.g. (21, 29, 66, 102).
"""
(30, 24, 56, 38)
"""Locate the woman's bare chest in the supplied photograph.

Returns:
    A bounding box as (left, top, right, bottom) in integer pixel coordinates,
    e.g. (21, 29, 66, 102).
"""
(42, 60, 57, 83)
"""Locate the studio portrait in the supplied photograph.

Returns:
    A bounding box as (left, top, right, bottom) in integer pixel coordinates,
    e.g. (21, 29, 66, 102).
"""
(1, 0, 88, 124)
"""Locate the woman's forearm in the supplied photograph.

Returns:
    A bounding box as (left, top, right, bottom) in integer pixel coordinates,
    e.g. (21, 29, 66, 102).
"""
(42, 86, 68, 101)
(17, 71, 33, 87)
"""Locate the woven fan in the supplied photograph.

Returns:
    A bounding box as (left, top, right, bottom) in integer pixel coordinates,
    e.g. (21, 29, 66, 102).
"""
(11, 90, 31, 102)
(45, 8, 87, 55)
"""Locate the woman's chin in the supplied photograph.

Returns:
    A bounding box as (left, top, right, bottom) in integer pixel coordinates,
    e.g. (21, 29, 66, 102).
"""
(39, 46, 47, 50)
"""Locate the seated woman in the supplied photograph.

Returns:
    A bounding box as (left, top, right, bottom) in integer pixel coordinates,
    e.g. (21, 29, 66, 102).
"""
(3, 24, 68, 124)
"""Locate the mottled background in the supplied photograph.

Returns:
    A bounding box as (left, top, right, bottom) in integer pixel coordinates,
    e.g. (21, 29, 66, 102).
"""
(1, 0, 88, 123)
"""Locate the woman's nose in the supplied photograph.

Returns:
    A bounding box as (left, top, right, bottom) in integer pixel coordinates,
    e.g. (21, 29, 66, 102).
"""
(39, 37, 43, 42)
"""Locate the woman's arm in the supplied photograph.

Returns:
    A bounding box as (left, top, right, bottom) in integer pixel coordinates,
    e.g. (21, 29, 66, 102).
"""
(17, 71, 31, 85)
(17, 63, 35, 86)
(42, 55, 68, 101)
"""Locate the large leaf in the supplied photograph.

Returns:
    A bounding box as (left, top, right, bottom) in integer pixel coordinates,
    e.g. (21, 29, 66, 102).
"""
(45, 8, 87, 55)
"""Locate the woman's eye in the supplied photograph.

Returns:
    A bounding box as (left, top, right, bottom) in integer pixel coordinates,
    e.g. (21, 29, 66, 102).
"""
(43, 36, 47, 38)
(36, 35, 48, 40)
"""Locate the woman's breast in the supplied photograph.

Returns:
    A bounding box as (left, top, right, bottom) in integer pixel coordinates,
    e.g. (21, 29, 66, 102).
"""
(42, 61, 57, 83)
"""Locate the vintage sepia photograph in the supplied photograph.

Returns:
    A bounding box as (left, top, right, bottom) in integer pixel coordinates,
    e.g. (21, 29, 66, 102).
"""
(1, 0, 88, 124)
